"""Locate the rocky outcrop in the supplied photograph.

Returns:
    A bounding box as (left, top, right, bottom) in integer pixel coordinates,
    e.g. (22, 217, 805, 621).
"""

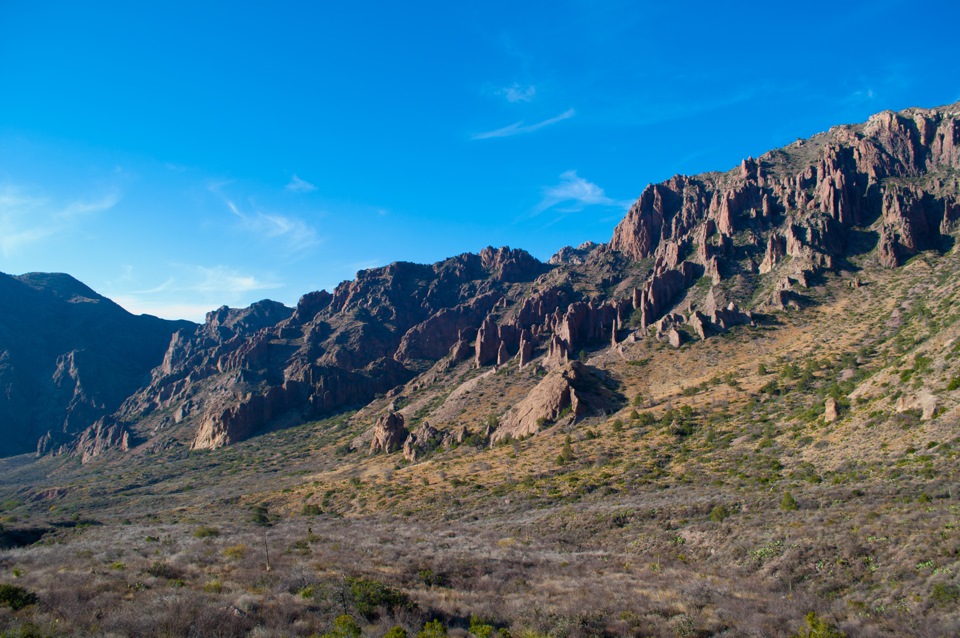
(824, 398, 839, 423)
(633, 261, 700, 329)
(110, 248, 546, 453)
(491, 361, 624, 443)
(518, 330, 534, 369)
(759, 233, 786, 274)
(395, 292, 499, 364)
(402, 422, 442, 461)
(74, 417, 132, 464)
(875, 186, 955, 267)
(370, 412, 408, 454)
(549, 242, 602, 265)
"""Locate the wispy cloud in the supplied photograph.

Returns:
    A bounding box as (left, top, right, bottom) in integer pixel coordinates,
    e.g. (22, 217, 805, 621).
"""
(210, 183, 320, 252)
(0, 184, 119, 257)
(189, 265, 283, 293)
(108, 264, 285, 322)
(535, 170, 632, 215)
(286, 174, 317, 193)
(472, 108, 576, 140)
(127, 265, 281, 296)
(497, 83, 536, 103)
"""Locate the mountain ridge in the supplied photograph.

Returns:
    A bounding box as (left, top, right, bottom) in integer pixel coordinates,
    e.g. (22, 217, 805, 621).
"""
(0, 271, 194, 457)
(1, 100, 958, 462)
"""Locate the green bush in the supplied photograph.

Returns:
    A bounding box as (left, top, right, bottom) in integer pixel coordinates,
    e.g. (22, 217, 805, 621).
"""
(469, 616, 497, 638)
(347, 576, 410, 619)
(193, 525, 220, 538)
(321, 615, 362, 638)
(418, 620, 447, 638)
(144, 561, 180, 580)
(0, 583, 37, 610)
(781, 492, 799, 511)
(932, 583, 960, 605)
(416, 568, 445, 587)
(250, 504, 271, 526)
(708, 504, 731, 522)
(302, 503, 323, 516)
(635, 412, 655, 427)
(384, 628, 409, 638)
(791, 612, 846, 638)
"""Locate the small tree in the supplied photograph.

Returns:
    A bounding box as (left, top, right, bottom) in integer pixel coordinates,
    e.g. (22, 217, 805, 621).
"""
(322, 615, 362, 638)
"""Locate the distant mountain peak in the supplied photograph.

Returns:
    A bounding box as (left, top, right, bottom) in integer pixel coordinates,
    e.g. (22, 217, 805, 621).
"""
(14, 272, 108, 304)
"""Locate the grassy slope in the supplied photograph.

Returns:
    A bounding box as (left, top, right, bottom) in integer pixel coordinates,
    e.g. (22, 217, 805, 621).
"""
(0, 245, 959, 637)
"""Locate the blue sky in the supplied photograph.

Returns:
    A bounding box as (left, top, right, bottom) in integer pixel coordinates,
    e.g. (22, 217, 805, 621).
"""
(1, 1, 959, 321)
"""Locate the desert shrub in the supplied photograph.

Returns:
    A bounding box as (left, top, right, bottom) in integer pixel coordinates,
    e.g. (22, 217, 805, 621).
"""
(223, 543, 247, 559)
(250, 504, 271, 526)
(203, 579, 223, 593)
(708, 505, 731, 523)
(384, 628, 409, 638)
(0, 623, 54, 638)
(416, 568, 445, 587)
(321, 615, 362, 638)
(302, 503, 323, 516)
(791, 612, 846, 638)
(635, 412, 656, 427)
(781, 492, 799, 511)
(418, 620, 447, 638)
(193, 525, 220, 538)
(469, 616, 497, 638)
(555, 439, 574, 466)
(932, 583, 960, 605)
(347, 576, 410, 619)
(144, 560, 180, 579)
(0, 584, 37, 610)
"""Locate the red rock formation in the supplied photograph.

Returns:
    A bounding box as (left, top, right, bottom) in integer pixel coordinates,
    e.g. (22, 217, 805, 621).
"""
(759, 233, 786, 274)
(369, 412, 408, 454)
(518, 330, 534, 369)
(402, 422, 441, 461)
(633, 261, 700, 329)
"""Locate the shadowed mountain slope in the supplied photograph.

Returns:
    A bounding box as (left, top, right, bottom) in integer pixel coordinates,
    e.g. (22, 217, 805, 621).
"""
(0, 272, 193, 457)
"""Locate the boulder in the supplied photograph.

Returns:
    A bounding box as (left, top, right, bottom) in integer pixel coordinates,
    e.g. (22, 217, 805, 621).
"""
(370, 412, 408, 454)
(824, 397, 839, 423)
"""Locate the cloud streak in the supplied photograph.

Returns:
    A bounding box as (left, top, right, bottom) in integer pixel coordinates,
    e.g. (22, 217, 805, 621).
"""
(534, 170, 632, 215)
(210, 184, 320, 252)
(472, 108, 576, 140)
(109, 264, 285, 322)
(0, 184, 119, 257)
(497, 83, 536, 103)
(286, 174, 317, 193)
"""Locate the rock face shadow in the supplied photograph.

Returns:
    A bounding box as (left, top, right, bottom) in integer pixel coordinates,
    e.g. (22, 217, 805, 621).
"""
(491, 361, 626, 443)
